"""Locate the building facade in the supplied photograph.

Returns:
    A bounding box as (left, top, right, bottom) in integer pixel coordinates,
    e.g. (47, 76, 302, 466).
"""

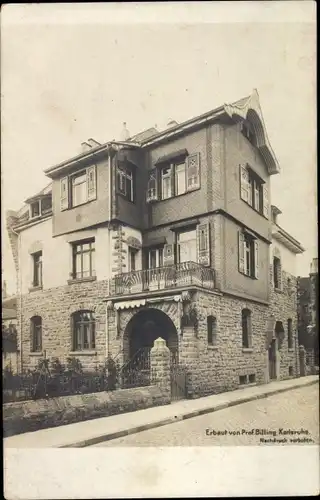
(7, 90, 305, 396)
(297, 258, 319, 363)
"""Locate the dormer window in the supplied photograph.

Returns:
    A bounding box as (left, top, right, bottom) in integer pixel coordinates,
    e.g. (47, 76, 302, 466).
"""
(29, 196, 52, 219)
(31, 201, 40, 218)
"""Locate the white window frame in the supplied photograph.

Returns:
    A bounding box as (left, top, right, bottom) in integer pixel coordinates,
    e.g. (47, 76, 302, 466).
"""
(71, 170, 87, 207)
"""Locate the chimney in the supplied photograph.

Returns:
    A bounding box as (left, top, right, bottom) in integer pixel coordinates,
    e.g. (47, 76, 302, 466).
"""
(87, 138, 101, 148)
(81, 141, 92, 152)
(121, 122, 130, 141)
(167, 120, 179, 128)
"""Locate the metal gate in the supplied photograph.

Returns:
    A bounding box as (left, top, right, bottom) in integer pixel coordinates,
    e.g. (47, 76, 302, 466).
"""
(170, 363, 187, 401)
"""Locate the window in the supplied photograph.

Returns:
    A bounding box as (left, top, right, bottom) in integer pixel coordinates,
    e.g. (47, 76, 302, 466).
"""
(72, 171, 87, 206)
(239, 231, 259, 278)
(241, 120, 256, 146)
(117, 166, 134, 202)
(151, 153, 200, 202)
(239, 165, 268, 217)
(288, 318, 293, 348)
(186, 153, 200, 189)
(177, 229, 197, 263)
(289, 366, 294, 376)
(60, 165, 96, 211)
(273, 256, 281, 289)
(239, 375, 247, 385)
(242, 309, 252, 348)
(72, 239, 95, 280)
(248, 374, 256, 383)
(32, 251, 43, 287)
(41, 196, 52, 214)
(31, 316, 42, 352)
(161, 166, 172, 200)
(146, 169, 158, 202)
(207, 316, 217, 346)
(128, 247, 137, 272)
(175, 162, 187, 195)
(72, 310, 95, 351)
(148, 248, 164, 269)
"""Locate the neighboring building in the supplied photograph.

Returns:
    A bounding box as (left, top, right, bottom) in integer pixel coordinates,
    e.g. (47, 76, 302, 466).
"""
(297, 258, 319, 362)
(2, 293, 19, 373)
(6, 89, 305, 396)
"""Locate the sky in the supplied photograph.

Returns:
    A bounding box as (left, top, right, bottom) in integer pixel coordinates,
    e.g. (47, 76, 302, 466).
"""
(1, 3, 317, 294)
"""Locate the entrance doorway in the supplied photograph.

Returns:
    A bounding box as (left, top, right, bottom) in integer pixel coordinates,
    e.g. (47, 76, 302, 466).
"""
(124, 308, 179, 362)
(268, 339, 277, 380)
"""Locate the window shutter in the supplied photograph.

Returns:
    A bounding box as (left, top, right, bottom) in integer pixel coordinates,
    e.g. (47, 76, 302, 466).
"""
(146, 168, 158, 202)
(60, 177, 69, 211)
(163, 244, 175, 266)
(186, 153, 200, 190)
(239, 165, 249, 202)
(196, 222, 210, 266)
(238, 231, 245, 273)
(254, 239, 259, 279)
(263, 184, 269, 218)
(87, 165, 97, 201)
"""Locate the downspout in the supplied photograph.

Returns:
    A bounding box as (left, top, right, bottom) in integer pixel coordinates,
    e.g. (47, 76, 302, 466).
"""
(11, 226, 23, 373)
(106, 146, 113, 359)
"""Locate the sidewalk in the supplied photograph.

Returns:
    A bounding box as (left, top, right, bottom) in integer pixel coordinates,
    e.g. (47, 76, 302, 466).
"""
(4, 375, 318, 448)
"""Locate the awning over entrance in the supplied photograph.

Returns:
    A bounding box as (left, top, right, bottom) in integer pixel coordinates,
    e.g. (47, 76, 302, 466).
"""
(114, 299, 146, 310)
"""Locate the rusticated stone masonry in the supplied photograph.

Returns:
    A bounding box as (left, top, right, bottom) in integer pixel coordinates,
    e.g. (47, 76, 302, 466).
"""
(150, 337, 170, 399)
(269, 265, 299, 379)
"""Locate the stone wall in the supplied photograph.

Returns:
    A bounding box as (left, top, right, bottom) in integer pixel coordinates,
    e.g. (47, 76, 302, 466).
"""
(269, 266, 299, 378)
(185, 290, 270, 397)
(18, 280, 109, 372)
(3, 385, 169, 438)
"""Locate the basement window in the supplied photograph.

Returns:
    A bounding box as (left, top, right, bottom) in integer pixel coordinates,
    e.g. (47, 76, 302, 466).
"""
(248, 374, 256, 384)
(239, 375, 247, 385)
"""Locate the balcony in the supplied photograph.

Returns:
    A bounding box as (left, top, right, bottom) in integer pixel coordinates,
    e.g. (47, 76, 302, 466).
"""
(110, 261, 215, 296)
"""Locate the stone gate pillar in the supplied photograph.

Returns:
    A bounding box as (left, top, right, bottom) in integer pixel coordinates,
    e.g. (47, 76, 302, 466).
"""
(180, 326, 199, 398)
(150, 337, 170, 400)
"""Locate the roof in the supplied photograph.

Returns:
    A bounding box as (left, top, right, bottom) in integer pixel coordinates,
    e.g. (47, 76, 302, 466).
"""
(130, 127, 159, 142)
(42, 89, 279, 180)
(272, 223, 305, 254)
(140, 89, 280, 175)
(24, 182, 52, 204)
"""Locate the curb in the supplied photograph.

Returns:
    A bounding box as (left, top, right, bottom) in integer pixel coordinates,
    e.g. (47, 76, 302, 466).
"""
(61, 378, 319, 448)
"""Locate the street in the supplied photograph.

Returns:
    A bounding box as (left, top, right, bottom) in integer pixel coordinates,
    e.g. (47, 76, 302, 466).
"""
(92, 384, 319, 447)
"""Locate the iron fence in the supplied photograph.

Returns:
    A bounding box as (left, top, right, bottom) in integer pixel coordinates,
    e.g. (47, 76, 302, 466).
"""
(2, 370, 115, 403)
(112, 261, 215, 295)
(118, 347, 151, 389)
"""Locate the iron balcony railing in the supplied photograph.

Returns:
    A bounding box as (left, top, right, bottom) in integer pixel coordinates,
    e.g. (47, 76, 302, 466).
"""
(111, 261, 215, 296)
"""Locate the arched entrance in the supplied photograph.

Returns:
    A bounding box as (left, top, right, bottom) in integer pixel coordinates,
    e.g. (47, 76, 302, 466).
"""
(124, 308, 179, 363)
